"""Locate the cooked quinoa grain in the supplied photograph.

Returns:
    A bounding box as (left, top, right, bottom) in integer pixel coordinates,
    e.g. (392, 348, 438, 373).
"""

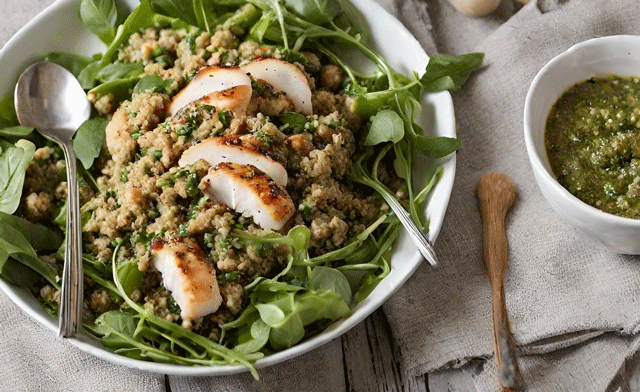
(21, 22, 393, 341)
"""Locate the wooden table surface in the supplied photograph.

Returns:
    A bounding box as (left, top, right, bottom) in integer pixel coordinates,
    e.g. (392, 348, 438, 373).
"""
(0, 1, 481, 390)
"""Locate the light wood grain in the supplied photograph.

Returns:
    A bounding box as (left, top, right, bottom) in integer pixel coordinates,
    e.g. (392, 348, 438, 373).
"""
(475, 172, 522, 391)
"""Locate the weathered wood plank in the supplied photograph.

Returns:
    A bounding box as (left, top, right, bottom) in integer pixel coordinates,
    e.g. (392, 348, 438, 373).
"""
(341, 308, 405, 392)
(168, 337, 346, 392)
(428, 367, 478, 392)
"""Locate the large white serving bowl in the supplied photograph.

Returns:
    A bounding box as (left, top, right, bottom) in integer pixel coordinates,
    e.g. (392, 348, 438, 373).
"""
(524, 35, 640, 254)
(0, 0, 456, 376)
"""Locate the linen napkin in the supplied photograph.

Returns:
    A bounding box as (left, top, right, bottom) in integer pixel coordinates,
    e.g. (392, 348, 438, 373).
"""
(382, 0, 640, 390)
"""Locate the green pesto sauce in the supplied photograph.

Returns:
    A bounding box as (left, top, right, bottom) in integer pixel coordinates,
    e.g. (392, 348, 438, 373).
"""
(545, 75, 640, 219)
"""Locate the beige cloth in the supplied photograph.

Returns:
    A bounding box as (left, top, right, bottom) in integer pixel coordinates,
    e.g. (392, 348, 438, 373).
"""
(3, 0, 640, 391)
(382, 0, 640, 390)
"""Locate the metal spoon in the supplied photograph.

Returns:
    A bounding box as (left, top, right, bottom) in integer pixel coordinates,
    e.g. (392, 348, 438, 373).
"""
(14, 61, 90, 338)
(378, 192, 438, 265)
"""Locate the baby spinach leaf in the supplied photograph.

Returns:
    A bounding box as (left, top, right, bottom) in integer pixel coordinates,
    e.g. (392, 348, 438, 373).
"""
(73, 117, 108, 169)
(255, 303, 286, 327)
(0, 126, 33, 138)
(283, 0, 341, 25)
(150, 0, 200, 27)
(102, 0, 156, 64)
(89, 76, 142, 103)
(267, 289, 350, 350)
(309, 266, 352, 305)
(77, 60, 105, 90)
(133, 74, 174, 94)
(364, 109, 404, 146)
(149, 0, 218, 32)
(411, 135, 462, 158)
(96, 62, 144, 83)
(233, 319, 270, 354)
(116, 260, 143, 296)
(0, 139, 35, 214)
(80, 0, 118, 44)
(45, 52, 93, 78)
(0, 95, 19, 128)
(0, 222, 58, 287)
(420, 52, 484, 93)
(0, 257, 45, 288)
(0, 211, 63, 252)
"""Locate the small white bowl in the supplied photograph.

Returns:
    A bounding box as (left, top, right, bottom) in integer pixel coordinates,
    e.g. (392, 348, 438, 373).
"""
(524, 35, 640, 254)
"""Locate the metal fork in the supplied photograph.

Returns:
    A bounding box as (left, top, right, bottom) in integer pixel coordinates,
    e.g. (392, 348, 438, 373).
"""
(381, 193, 438, 266)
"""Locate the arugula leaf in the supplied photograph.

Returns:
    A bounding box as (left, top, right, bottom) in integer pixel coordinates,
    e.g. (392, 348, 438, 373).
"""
(420, 52, 484, 92)
(45, 52, 93, 78)
(133, 74, 174, 94)
(80, 0, 118, 44)
(73, 117, 108, 169)
(0, 139, 35, 214)
(364, 109, 404, 145)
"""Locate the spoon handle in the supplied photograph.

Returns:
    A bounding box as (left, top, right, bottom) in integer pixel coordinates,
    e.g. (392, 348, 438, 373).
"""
(58, 140, 83, 338)
(476, 172, 523, 391)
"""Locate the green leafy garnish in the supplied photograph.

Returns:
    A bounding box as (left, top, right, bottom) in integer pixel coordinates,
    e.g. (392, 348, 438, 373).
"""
(73, 117, 108, 169)
(79, 0, 119, 45)
(0, 139, 35, 214)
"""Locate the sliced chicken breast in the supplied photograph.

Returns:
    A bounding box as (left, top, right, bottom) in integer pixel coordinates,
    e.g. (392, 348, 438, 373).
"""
(242, 58, 313, 115)
(198, 84, 252, 115)
(150, 237, 222, 320)
(169, 65, 252, 117)
(201, 162, 295, 231)
(179, 135, 288, 186)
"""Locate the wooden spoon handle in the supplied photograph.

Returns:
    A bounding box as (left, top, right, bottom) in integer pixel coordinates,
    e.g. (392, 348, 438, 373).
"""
(476, 172, 523, 391)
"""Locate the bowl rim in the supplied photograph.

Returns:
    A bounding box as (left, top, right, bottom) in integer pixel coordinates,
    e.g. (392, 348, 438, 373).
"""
(0, 0, 457, 377)
(523, 34, 640, 228)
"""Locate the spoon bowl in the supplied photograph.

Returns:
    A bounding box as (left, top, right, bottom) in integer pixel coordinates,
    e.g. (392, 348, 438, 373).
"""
(14, 61, 90, 337)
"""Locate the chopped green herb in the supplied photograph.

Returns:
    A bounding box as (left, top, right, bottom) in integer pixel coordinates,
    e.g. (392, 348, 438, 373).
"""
(178, 223, 189, 238)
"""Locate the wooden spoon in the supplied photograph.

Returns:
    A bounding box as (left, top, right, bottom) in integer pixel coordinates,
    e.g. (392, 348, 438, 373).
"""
(476, 172, 524, 391)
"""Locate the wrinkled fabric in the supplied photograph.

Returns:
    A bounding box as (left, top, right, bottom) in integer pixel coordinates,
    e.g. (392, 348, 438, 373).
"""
(383, 0, 640, 390)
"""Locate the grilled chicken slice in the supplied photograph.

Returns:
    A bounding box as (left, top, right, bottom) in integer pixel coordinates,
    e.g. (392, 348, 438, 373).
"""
(201, 162, 295, 231)
(150, 237, 222, 320)
(197, 84, 252, 115)
(169, 65, 252, 117)
(179, 135, 288, 186)
(242, 58, 313, 115)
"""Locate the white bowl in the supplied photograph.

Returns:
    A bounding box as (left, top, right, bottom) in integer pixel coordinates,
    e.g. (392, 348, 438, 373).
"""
(0, 0, 456, 376)
(524, 35, 640, 254)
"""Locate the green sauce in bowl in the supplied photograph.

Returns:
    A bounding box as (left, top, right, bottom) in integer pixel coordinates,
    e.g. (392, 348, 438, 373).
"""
(545, 75, 640, 219)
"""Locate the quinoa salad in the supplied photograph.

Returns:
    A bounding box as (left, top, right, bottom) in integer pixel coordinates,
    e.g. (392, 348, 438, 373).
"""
(0, 0, 482, 373)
